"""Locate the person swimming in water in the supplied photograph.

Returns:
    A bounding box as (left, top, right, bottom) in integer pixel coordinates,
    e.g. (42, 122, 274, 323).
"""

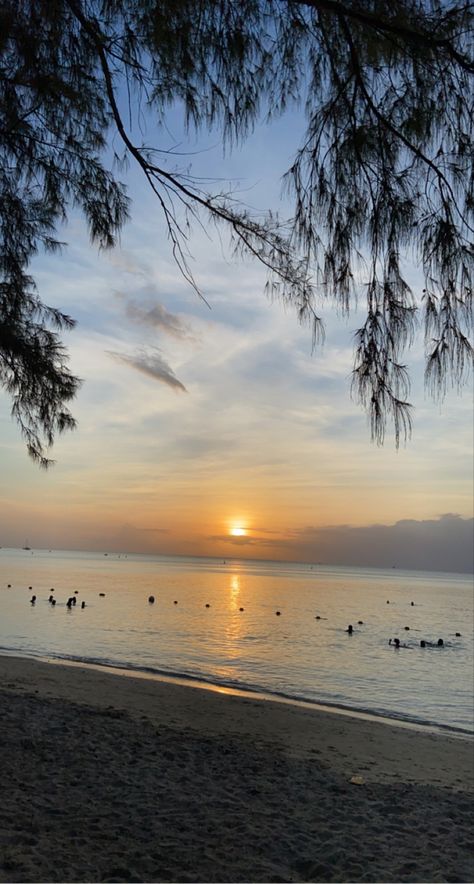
(389, 637, 411, 648)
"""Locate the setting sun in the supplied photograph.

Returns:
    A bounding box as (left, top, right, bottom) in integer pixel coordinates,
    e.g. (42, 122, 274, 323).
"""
(229, 526, 247, 537)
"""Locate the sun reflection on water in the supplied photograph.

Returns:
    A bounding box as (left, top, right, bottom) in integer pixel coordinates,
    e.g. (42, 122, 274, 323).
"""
(229, 574, 240, 611)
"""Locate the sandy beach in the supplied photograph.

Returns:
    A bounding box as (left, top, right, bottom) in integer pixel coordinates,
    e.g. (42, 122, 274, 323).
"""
(0, 655, 472, 883)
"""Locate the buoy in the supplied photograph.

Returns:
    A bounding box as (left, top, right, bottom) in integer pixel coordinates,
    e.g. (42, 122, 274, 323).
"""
(404, 626, 410, 630)
(276, 611, 281, 616)
(239, 607, 244, 612)
(455, 632, 461, 637)
(148, 596, 155, 604)
(99, 593, 105, 597)
(315, 615, 321, 620)
(173, 600, 178, 605)
(205, 603, 210, 608)
(358, 620, 364, 625)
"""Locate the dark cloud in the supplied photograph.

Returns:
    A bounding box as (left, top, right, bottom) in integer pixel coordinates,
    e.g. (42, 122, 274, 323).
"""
(287, 514, 474, 573)
(123, 299, 193, 340)
(108, 348, 187, 392)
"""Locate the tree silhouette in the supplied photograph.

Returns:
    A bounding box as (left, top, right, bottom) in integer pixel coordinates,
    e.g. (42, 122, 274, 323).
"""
(1, 0, 472, 464)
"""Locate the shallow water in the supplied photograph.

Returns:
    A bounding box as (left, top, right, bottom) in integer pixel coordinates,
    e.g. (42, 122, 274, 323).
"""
(0, 548, 472, 732)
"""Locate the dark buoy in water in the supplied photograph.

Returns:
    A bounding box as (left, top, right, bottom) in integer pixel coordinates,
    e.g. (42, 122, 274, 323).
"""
(99, 592, 105, 597)
(358, 620, 364, 625)
(386, 600, 390, 604)
(404, 626, 410, 630)
(455, 632, 461, 637)
(148, 596, 155, 604)
(276, 610, 281, 616)
(315, 615, 321, 620)
(7, 584, 11, 588)
(346, 624, 353, 634)
(205, 603, 210, 608)
(173, 600, 178, 605)
(239, 607, 244, 612)
(411, 601, 415, 606)
(28, 585, 32, 590)
(74, 590, 79, 595)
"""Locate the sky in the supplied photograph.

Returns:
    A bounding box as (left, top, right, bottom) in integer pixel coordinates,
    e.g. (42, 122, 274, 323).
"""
(0, 104, 473, 572)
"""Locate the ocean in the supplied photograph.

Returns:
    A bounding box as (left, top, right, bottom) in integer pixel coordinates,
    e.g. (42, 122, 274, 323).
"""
(0, 548, 472, 734)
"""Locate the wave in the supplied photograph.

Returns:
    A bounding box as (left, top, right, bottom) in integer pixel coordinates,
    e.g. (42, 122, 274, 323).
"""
(1, 644, 472, 738)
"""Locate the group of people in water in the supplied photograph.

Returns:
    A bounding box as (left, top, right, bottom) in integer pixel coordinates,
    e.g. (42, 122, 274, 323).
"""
(28, 589, 86, 610)
(343, 601, 462, 650)
(389, 636, 447, 649)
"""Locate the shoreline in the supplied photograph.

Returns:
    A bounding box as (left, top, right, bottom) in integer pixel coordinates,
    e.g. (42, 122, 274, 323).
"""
(1, 648, 472, 740)
(22, 649, 474, 739)
(1, 652, 473, 789)
(1, 653, 473, 882)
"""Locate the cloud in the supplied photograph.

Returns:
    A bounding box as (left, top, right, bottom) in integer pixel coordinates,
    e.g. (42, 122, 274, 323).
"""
(108, 348, 187, 392)
(209, 515, 474, 573)
(120, 523, 169, 534)
(106, 249, 150, 277)
(122, 299, 194, 340)
(209, 534, 261, 546)
(286, 514, 474, 573)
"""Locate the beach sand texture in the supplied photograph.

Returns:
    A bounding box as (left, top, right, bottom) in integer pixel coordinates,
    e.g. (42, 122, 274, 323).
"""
(0, 655, 473, 883)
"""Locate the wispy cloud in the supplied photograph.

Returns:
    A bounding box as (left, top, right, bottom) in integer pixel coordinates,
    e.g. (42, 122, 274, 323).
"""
(106, 249, 151, 277)
(120, 297, 193, 340)
(108, 348, 187, 392)
(121, 523, 169, 534)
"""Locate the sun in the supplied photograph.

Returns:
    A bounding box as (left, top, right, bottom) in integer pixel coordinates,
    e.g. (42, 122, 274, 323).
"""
(229, 526, 247, 537)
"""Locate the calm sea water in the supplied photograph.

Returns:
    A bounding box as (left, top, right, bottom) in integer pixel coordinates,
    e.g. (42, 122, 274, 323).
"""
(0, 548, 472, 733)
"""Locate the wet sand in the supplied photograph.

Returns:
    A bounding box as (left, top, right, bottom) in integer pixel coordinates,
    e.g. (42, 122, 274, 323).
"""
(0, 654, 472, 882)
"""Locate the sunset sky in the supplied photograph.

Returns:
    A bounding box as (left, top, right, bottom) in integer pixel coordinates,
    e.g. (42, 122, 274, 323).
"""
(1, 106, 472, 572)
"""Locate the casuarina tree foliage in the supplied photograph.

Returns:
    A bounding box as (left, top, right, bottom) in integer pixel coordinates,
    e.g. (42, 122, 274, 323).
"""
(1, 0, 472, 464)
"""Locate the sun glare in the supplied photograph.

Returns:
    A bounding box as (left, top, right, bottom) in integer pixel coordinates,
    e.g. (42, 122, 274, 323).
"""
(229, 526, 247, 537)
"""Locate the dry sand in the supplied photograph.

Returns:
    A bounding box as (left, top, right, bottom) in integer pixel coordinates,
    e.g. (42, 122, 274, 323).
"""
(0, 654, 472, 883)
